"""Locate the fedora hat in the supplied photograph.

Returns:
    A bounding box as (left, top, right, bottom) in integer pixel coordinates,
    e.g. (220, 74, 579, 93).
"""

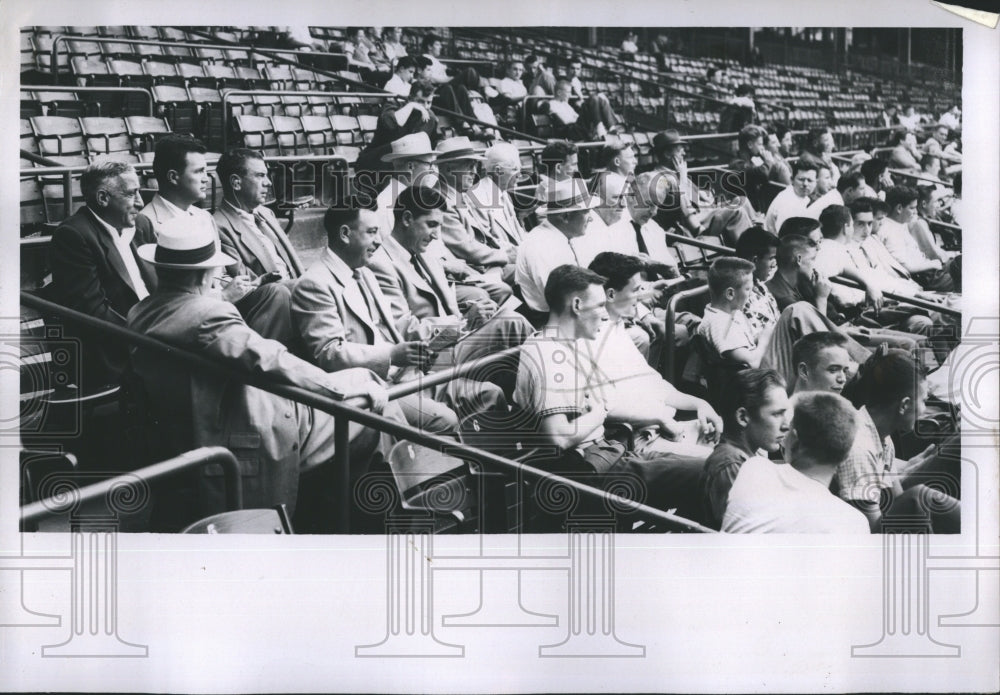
(435, 136, 486, 162)
(381, 132, 440, 162)
(536, 178, 599, 216)
(137, 214, 236, 269)
(652, 129, 685, 152)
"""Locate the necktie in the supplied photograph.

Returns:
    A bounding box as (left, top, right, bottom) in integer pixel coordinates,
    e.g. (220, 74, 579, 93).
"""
(411, 254, 451, 315)
(252, 210, 289, 274)
(354, 269, 395, 343)
(631, 220, 649, 255)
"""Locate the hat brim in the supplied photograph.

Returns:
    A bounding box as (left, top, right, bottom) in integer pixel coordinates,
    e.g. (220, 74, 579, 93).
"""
(137, 243, 237, 269)
(381, 150, 440, 162)
(536, 196, 599, 216)
(436, 150, 486, 161)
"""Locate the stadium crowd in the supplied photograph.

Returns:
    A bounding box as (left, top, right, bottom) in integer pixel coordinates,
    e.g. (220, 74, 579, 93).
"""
(25, 26, 964, 533)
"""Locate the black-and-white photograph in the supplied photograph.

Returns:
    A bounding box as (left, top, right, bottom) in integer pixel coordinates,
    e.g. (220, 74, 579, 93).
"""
(2, 1, 997, 692)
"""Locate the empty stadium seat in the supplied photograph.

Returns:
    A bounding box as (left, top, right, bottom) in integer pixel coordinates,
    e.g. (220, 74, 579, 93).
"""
(125, 115, 172, 152)
(30, 116, 86, 159)
(152, 85, 199, 133)
(79, 116, 131, 159)
(299, 113, 339, 153)
(234, 114, 280, 156)
(271, 115, 309, 155)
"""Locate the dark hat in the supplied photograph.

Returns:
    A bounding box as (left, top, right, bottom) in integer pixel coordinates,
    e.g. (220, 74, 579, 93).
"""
(652, 129, 685, 152)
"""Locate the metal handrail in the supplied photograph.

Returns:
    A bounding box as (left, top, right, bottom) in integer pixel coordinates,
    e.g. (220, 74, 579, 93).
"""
(660, 232, 959, 318)
(21, 447, 242, 526)
(385, 346, 523, 401)
(21, 85, 155, 117)
(20, 292, 707, 533)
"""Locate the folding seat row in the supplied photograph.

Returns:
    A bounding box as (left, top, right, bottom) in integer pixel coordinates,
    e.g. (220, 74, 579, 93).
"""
(24, 116, 172, 165)
(233, 114, 376, 162)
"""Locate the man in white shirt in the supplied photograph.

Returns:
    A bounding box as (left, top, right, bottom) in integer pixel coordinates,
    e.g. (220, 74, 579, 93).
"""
(813, 204, 884, 310)
(383, 56, 417, 97)
(878, 186, 957, 292)
(515, 178, 600, 313)
(586, 252, 722, 455)
(420, 34, 450, 85)
(805, 167, 844, 218)
(513, 264, 707, 523)
(497, 60, 528, 104)
(764, 160, 817, 234)
(722, 391, 870, 533)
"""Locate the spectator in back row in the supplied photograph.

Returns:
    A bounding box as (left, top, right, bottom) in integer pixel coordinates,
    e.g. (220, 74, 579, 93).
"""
(383, 55, 418, 97)
(420, 34, 451, 84)
(355, 79, 439, 177)
(545, 79, 621, 140)
(878, 186, 958, 293)
(764, 160, 817, 234)
(796, 127, 839, 186)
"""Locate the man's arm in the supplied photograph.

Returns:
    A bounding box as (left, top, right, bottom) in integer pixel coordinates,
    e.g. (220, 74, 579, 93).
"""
(439, 208, 509, 268)
(880, 229, 942, 274)
(49, 224, 128, 325)
(195, 300, 387, 406)
(368, 251, 413, 322)
(290, 276, 394, 378)
(538, 405, 608, 451)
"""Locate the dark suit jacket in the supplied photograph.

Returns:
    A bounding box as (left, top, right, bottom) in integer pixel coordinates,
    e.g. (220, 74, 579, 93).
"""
(48, 206, 158, 389)
(213, 201, 304, 280)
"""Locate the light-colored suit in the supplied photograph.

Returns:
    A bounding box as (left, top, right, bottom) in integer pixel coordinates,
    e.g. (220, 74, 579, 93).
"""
(126, 288, 400, 526)
(369, 232, 533, 399)
(291, 248, 461, 432)
(467, 176, 526, 250)
(292, 248, 416, 377)
(213, 201, 304, 280)
(437, 180, 509, 269)
(369, 232, 462, 321)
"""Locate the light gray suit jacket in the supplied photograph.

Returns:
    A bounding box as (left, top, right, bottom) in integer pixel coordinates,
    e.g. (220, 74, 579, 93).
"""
(292, 250, 423, 378)
(368, 233, 461, 321)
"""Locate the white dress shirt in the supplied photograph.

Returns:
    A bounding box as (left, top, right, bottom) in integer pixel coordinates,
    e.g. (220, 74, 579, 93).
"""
(90, 209, 149, 300)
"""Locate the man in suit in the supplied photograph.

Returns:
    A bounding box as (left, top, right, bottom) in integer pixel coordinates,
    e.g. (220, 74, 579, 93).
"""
(370, 133, 497, 310)
(48, 161, 157, 391)
(128, 213, 402, 531)
(368, 186, 532, 398)
(136, 134, 295, 346)
(435, 136, 515, 297)
(291, 201, 467, 433)
(212, 148, 304, 284)
(466, 141, 527, 253)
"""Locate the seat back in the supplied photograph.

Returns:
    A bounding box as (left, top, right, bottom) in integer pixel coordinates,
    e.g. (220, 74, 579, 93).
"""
(79, 116, 131, 157)
(125, 115, 172, 152)
(234, 114, 280, 156)
(30, 116, 85, 158)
